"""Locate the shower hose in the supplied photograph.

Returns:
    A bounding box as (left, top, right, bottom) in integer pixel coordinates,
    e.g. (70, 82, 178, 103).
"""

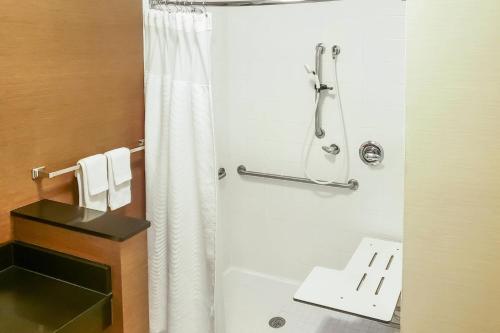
(302, 56, 350, 185)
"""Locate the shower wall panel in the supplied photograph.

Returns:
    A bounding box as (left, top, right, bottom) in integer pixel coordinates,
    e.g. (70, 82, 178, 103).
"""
(213, 0, 406, 281)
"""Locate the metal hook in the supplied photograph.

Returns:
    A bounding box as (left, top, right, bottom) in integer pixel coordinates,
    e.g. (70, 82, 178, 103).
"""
(161, 0, 168, 11)
(167, 2, 174, 13)
(194, 1, 201, 14)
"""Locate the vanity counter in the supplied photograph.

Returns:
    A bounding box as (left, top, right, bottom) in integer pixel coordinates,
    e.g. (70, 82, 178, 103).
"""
(11, 199, 150, 241)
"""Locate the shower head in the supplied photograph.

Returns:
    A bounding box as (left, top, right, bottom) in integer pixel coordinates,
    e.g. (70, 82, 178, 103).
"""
(332, 45, 341, 59)
(304, 64, 315, 75)
(304, 64, 320, 89)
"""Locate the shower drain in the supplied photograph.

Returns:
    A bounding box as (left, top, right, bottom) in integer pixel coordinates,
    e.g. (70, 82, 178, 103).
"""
(268, 316, 286, 329)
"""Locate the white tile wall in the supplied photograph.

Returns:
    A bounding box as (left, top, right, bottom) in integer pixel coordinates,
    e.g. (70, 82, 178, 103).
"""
(213, 0, 406, 281)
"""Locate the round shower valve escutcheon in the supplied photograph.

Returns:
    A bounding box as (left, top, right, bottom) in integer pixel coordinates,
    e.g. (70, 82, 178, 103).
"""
(359, 141, 384, 166)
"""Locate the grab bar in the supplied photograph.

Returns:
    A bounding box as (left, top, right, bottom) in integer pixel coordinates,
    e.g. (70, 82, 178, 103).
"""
(218, 168, 227, 180)
(237, 165, 359, 190)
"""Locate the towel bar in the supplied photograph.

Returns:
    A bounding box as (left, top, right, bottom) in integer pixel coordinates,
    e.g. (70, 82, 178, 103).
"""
(237, 165, 359, 190)
(32, 140, 145, 180)
(32, 140, 228, 182)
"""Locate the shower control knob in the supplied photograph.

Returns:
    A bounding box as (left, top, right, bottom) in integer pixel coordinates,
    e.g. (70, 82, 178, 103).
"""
(322, 144, 340, 155)
(359, 141, 384, 166)
(317, 83, 334, 92)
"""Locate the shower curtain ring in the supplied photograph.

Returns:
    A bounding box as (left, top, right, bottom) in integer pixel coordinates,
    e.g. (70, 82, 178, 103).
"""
(167, 2, 174, 13)
(202, 0, 207, 16)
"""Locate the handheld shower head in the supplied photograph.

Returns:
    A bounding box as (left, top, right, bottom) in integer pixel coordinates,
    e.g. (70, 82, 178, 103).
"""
(304, 64, 320, 89)
(304, 64, 315, 75)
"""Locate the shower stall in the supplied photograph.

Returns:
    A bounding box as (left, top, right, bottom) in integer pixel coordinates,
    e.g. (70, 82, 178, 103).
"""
(144, 0, 406, 332)
(212, 2, 405, 332)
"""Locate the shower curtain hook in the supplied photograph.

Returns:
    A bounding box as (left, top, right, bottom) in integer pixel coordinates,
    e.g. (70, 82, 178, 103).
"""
(167, 1, 174, 13)
(202, 0, 207, 16)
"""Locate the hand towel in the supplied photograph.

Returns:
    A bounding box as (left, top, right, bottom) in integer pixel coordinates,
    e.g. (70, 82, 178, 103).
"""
(104, 148, 132, 210)
(76, 154, 109, 212)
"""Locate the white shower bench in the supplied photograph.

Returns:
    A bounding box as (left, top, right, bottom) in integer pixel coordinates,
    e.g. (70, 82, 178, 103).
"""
(294, 237, 402, 324)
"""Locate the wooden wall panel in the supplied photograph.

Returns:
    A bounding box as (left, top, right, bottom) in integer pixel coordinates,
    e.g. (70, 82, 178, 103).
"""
(403, 0, 500, 332)
(0, 0, 145, 243)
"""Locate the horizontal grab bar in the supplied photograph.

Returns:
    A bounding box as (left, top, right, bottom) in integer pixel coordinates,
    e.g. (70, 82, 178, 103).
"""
(237, 165, 359, 190)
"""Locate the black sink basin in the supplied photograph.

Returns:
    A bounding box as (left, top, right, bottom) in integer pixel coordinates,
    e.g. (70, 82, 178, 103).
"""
(0, 242, 112, 333)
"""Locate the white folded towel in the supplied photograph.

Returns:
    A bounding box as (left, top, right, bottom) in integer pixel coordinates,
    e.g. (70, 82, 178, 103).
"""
(104, 148, 132, 211)
(76, 154, 109, 212)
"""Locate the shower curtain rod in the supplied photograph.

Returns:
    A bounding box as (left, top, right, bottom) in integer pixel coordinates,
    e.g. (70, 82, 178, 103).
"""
(150, 0, 338, 7)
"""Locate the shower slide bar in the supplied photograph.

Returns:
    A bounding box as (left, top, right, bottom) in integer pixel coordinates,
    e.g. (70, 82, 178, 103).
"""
(237, 165, 359, 190)
(31, 139, 229, 181)
(151, 0, 338, 7)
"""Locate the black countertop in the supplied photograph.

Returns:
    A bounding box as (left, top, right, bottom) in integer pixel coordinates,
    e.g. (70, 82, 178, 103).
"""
(11, 199, 150, 242)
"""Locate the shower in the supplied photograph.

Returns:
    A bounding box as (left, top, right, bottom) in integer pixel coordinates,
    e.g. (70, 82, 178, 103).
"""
(145, 0, 406, 332)
(303, 43, 351, 185)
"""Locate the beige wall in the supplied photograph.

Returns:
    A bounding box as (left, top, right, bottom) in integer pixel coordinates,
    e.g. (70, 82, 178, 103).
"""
(403, 1, 500, 332)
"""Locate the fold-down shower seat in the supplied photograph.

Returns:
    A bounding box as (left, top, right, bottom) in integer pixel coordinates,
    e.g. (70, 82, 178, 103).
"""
(294, 238, 402, 325)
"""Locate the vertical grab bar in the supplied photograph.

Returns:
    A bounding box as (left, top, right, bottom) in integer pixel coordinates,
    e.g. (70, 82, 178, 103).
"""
(314, 43, 329, 138)
(315, 43, 325, 83)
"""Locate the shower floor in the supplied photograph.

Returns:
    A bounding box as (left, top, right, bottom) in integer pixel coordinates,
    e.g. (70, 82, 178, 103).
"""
(222, 268, 399, 333)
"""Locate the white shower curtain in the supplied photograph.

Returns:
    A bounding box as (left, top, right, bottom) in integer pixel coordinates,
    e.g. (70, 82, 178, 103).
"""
(144, 9, 216, 333)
